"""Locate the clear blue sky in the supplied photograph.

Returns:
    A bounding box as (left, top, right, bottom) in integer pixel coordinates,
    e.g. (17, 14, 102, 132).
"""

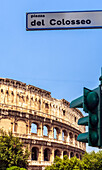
(0, 0, 102, 152)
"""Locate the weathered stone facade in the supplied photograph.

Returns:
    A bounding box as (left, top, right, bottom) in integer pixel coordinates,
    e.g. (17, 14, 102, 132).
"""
(0, 78, 86, 170)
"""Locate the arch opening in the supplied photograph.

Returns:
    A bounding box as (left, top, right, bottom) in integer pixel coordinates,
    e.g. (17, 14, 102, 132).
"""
(44, 148, 50, 161)
(43, 125, 48, 136)
(54, 149, 61, 158)
(62, 130, 67, 142)
(76, 153, 79, 158)
(63, 151, 69, 157)
(31, 123, 37, 134)
(69, 132, 73, 144)
(70, 152, 74, 158)
(31, 147, 38, 161)
(54, 127, 59, 140)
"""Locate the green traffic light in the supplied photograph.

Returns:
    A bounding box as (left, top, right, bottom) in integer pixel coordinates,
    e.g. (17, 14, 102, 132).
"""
(90, 131, 98, 144)
(86, 91, 99, 110)
(90, 114, 98, 126)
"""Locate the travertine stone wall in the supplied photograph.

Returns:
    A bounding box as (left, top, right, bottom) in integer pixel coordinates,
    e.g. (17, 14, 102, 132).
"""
(0, 78, 86, 170)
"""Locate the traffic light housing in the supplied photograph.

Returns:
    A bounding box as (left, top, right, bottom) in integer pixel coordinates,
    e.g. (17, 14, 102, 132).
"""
(84, 87, 100, 147)
(70, 80, 102, 148)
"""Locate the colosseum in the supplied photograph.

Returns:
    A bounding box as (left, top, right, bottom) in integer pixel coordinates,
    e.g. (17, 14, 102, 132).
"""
(0, 78, 86, 170)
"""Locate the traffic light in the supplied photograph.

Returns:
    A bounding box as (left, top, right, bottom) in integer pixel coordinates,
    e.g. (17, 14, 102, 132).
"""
(70, 77, 102, 148)
(83, 87, 100, 147)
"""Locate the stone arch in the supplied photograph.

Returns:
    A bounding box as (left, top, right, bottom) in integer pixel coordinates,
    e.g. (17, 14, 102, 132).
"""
(43, 125, 48, 136)
(69, 132, 73, 144)
(70, 152, 74, 158)
(54, 149, 61, 158)
(31, 147, 39, 161)
(17, 120, 26, 134)
(43, 124, 50, 137)
(63, 151, 69, 157)
(76, 153, 79, 158)
(44, 148, 51, 161)
(31, 123, 37, 134)
(53, 127, 60, 140)
(62, 129, 67, 142)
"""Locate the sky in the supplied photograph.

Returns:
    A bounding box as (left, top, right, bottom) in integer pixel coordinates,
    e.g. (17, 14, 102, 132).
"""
(0, 0, 102, 153)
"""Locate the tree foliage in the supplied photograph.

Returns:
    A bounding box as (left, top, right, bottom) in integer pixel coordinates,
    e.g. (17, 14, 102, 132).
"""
(45, 155, 83, 170)
(6, 166, 27, 170)
(0, 130, 29, 170)
(82, 151, 102, 170)
(45, 151, 102, 170)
